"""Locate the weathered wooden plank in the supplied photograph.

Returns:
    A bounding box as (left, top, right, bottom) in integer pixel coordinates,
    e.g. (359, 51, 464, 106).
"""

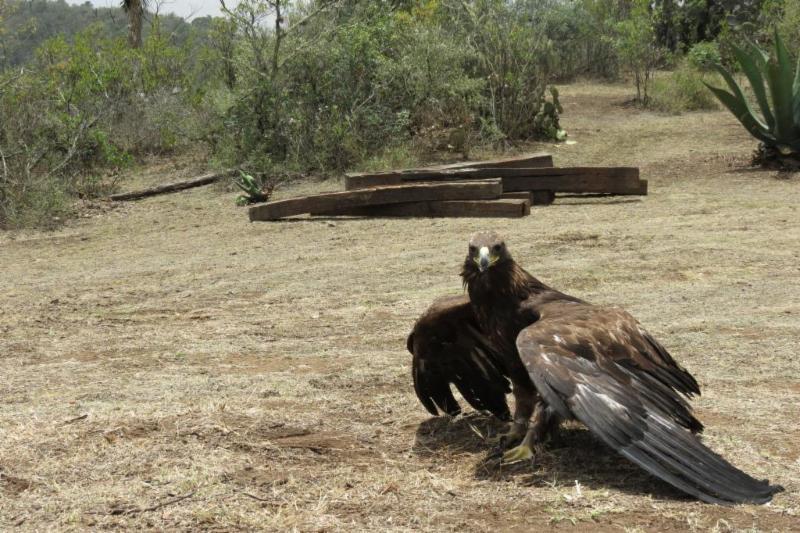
(501, 166, 639, 179)
(248, 180, 503, 221)
(314, 199, 531, 218)
(500, 191, 534, 200)
(345, 166, 642, 192)
(109, 170, 234, 201)
(425, 152, 553, 171)
(345, 153, 552, 190)
(502, 176, 644, 195)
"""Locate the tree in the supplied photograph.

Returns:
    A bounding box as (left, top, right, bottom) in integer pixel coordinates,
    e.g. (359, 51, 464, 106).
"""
(615, 0, 665, 105)
(121, 0, 146, 48)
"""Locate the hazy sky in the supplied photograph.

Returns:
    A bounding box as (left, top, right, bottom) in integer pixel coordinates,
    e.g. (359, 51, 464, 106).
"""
(66, 0, 236, 20)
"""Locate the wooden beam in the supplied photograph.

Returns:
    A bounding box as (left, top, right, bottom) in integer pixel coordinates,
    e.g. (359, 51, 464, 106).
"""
(248, 180, 503, 221)
(314, 199, 531, 218)
(500, 192, 533, 201)
(424, 152, 553, 171)
(109, 170, 233, 201)
(503, 175, 644, 195)
(345, 166, 643, 193)
(345, 153, 553, 190)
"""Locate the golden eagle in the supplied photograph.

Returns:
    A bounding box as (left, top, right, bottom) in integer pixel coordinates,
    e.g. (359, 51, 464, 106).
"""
(407, 231, 782, 504)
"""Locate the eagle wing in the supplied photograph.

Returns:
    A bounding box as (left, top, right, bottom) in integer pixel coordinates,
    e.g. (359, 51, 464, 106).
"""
(516, 302, 781, 504)
(408, 296, 511, 420)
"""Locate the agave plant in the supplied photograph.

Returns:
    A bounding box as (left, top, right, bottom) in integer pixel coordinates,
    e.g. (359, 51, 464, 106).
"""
(704, 31, 800, 168)
(234, 171, 273, 206)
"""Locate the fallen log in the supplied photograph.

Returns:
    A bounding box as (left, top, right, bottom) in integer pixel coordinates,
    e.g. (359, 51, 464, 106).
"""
(248, 179, 503, 221)
(313, 198, 530, 218)
(345, 153, 553, 190)
(109, 170, 234, 201)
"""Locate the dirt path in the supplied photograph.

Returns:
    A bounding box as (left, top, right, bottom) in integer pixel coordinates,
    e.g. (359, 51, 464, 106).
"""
(1, 82, 799, 531)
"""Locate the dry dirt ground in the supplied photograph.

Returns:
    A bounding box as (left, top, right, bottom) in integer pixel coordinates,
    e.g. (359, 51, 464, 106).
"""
(1, 82, 799, 532)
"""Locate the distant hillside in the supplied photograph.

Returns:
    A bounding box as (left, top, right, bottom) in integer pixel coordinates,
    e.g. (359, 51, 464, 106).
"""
(1, 0, 215, 68)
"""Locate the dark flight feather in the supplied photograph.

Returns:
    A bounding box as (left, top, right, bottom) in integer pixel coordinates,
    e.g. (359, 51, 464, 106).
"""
(407, 296, 511, 420)
(516, 304, 783, 505)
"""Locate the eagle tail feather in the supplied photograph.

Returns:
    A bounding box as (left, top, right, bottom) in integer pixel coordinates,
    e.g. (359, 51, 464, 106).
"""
(619, 414, 783, 504)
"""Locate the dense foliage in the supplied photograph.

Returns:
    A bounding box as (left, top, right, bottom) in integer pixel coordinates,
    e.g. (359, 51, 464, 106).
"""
(209, 0, 567, 173)
(0, 0, 211, 68)
(0, 20, 204, 227)
(1, 0, 798, 227)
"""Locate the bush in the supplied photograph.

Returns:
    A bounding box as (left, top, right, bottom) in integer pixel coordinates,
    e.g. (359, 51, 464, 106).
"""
(649, 62, 720, 113)
(211, 1, 565, 174)
(441, 0, 565, 142)
(687, 41, 722, 71)
(0, 22, 206, 228)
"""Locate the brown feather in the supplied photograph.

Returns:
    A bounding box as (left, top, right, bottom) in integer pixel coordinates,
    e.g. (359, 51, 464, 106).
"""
(407, 296, 511, 420)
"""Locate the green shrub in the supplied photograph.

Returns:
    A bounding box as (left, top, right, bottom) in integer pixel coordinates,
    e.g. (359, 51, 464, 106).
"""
(212, 1, 565, 174)
(440, 0, 565, 141)
(649, 63, 720, 113)
(0, 172, 71, 229)
(0, 22, 206, 228)
(521, 0, 617, 81)
(687, 41, 722, 71)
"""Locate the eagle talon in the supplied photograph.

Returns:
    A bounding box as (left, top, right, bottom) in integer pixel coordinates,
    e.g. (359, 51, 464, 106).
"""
(489, 422, 527, 448)
(502, 443, 535, 464)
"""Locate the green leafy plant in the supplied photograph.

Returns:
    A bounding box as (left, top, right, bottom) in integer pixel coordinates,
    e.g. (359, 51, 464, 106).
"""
(234, 171, 273, 206)
(650, 61, 720, 113)
(687, 41, 721, 71)
(704, 31, 800, 168)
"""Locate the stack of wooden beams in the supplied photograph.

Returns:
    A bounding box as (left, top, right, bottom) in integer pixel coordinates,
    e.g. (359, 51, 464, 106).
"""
(248, 153, 647, 221)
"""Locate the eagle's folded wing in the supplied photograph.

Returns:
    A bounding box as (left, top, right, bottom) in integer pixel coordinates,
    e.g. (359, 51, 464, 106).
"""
(408, 296, 511, 420)
(516, 307, 782, 504)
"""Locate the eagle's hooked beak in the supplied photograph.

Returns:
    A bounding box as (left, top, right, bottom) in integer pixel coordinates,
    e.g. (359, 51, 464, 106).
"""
(476, 246, 492, 272)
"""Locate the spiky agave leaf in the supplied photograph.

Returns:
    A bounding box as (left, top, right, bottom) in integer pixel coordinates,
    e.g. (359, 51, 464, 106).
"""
(235, 171, 261, 195)
(732, 42, 774, 129)
(703, 81, 776, 145)
(767, 31, 799, 152)
(708, 62, 769, 131)
(705, 32, 800, 157)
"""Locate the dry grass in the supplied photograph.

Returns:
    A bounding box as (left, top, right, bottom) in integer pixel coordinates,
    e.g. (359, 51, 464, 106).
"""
(1, 82, 799, 532)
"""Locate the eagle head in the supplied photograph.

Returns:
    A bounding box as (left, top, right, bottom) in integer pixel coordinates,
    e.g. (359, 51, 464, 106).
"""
(462, 230, 511, 276)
